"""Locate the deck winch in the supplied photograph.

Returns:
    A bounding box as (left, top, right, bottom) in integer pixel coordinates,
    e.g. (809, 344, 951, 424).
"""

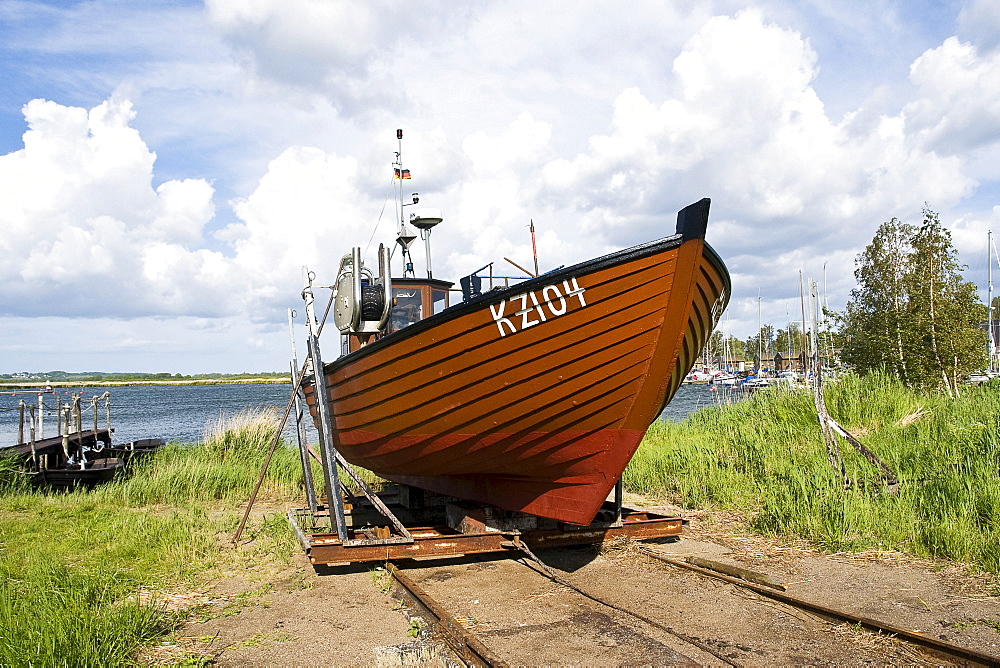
(332, 245, 392, 335)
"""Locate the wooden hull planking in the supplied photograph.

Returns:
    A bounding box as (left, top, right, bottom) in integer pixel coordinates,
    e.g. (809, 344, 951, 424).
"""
(304, 204, 729, 525)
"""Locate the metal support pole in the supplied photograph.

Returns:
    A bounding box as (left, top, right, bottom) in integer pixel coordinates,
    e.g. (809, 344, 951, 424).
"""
(288, 308, 318, 513)
(614, 478, 623, 526)
(302, 267, 350, 541)
(422, 229, 433, 279)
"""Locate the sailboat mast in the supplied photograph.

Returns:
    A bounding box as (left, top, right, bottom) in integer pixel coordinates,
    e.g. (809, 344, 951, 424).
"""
(757, 293, 762, 372)
(990, 230, 995, 372)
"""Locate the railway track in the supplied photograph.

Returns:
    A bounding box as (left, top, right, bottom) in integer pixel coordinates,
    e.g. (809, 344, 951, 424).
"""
(383, 538, 1000, 667)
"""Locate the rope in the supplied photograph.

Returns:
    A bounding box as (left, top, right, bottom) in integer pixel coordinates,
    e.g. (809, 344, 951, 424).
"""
(514, 538, 741, 667)
(363, 175, 395, 261)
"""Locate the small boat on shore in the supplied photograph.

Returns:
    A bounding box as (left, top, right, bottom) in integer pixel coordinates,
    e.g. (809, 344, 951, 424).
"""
(2, 392, 164, 489)
(300, 133, 730, 526)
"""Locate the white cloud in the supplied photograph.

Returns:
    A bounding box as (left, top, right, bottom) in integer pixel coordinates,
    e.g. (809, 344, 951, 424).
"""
(534, 9, 976, 255)
(2, 3, 1000, 372)
(904, 37, 1000, 152)
(958, 0, 1000, 51)
(0, 96, 221, 317)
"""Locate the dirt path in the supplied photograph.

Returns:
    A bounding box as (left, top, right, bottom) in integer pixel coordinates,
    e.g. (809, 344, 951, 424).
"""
(155, 499, 1000, 666)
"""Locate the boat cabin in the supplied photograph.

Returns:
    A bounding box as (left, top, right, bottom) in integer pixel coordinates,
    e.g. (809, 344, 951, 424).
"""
(387, 278, 454, 332)
(343, 277, 454, 354)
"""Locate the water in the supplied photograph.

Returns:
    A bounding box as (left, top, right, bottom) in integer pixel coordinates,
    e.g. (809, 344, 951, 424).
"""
(2, 381, 729, 447)
(658, 383, 733, 422)
(0, 384, 308, 446)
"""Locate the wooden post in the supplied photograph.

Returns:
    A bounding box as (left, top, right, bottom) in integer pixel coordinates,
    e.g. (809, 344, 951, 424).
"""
(72, 394, 81, 434)
(17, 400, 25, 445)
(28, 405, 37, 465)
(61, 404, 71, 461)
(37, 394, 44, 440)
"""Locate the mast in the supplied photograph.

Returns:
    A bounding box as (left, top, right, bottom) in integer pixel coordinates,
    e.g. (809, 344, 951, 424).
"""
(393, 129, 442, 279)
(990, 230, 995, 373)
(394, 129, 417, 278)
(757, 292, 762, 372)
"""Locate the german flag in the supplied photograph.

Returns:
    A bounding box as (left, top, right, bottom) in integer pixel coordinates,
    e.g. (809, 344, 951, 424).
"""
(394, 168, 411, 179)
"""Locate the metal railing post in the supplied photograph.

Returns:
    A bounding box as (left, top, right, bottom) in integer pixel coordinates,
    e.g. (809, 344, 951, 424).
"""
(302, 267, 349, 541)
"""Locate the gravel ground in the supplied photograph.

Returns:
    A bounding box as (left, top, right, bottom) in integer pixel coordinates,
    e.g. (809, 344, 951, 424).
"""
(157, 497, 1000, 666)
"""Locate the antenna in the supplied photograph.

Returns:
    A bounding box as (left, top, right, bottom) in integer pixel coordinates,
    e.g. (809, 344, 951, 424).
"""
(530, 219, 539, 277)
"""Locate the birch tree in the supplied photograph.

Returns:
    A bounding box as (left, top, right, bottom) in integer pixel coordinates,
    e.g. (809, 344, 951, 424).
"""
(841, 210, 985, 391)
(841, 218, 914, 383)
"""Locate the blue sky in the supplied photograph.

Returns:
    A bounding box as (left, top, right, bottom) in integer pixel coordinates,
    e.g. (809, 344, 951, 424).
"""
(1, 0, 998, 373)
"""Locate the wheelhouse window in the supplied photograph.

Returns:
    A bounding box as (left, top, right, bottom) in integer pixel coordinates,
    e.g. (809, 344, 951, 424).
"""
(432, 290, 448, 315)
(389, 288, 423, 332)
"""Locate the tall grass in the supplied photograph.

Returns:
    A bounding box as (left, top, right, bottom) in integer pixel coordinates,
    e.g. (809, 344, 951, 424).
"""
(0, 405, 303, 665)
(625, 373, 1000, 573)
(103, 406, 306, 505)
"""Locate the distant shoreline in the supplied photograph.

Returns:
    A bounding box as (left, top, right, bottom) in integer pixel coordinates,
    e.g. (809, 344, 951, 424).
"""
(0, 378, 291, 389)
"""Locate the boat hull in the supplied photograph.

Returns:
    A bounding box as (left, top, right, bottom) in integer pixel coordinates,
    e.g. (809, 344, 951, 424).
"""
(304, 201, 730, 525)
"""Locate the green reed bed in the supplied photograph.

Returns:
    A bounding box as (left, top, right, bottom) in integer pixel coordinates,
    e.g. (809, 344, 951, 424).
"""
(624, 373, 1000, 574)
(104, 406, 305, 506)
(0, 406, 306, 666)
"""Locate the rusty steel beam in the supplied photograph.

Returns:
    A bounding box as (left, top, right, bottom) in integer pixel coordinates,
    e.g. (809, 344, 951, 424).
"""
(301, 511, 683, 565)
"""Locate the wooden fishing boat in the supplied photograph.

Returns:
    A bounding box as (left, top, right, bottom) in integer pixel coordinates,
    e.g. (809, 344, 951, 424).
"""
(302, 195, 729, 526)
(3, 429, 164, 489)
(31, 457, 127, 489)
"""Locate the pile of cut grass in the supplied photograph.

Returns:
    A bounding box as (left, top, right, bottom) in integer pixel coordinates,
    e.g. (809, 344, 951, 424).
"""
(0, 406, 304, 665)
(625, 372, 1000, 573)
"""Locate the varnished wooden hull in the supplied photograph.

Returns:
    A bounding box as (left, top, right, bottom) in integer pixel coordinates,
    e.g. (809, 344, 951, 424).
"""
(304, 199, 730, 525)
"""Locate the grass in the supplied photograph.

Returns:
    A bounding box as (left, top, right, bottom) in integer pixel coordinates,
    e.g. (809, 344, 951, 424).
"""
(0, 406, 305, 666)
(102, 406, 306, 506)
(625, 372, 1000, 574)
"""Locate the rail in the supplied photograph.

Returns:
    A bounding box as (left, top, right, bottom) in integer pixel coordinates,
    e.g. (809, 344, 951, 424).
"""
(386, 562, 508, 668)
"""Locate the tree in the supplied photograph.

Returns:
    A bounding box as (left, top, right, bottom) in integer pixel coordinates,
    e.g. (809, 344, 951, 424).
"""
(841, 218, 914, 383)
(841, 209, 986, 392)
(905, 209, 985, 392)
(703, 330, 746, 365)
(744, 325, 776, 366)
(773, 323, 804, 360)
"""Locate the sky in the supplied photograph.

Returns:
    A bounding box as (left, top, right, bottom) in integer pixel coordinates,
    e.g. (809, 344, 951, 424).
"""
(1, 0, 999, 374)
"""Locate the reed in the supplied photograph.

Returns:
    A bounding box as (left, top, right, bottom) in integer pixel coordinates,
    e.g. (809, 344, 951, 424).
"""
(102, 405, 307, 505)
(625, 373, 1000, 573)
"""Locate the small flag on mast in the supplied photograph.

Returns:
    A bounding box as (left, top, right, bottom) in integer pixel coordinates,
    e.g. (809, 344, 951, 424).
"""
(394, 168, 411, 179)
